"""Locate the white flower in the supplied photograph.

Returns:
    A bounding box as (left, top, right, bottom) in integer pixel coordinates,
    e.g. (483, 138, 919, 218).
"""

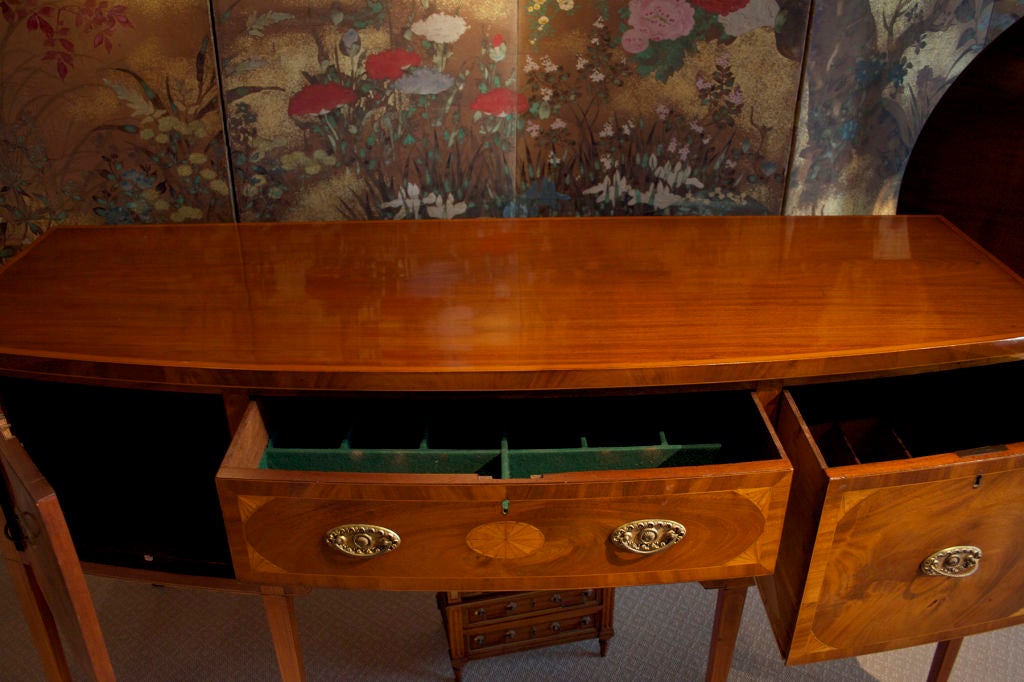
(584, 171, 632, 204)
(540, 87, 553, 102)
(410, 13, 468, 44)
(590, 69, 605, 82)
(576, 55, 589, 71)
(655, 104, 670, 121)
(557, 0, 574, 9)
(382, 183, 423, 219)
(630, 182, 684, 211)
(524, 55, 540, 73)
(425, 192, 468, 219)
(526, 121, 542, 138)
(541, 56, 558, 73)
(550, 118, 567, 130)
(653, 160, 701, 190)
(599, 121, 615, 138)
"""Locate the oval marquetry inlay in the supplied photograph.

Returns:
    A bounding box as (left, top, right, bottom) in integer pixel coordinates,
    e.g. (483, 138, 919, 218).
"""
(466, 521, 545, 559)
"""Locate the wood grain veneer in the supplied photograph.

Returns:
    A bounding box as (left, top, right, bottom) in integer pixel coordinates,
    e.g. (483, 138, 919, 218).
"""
(2, 216, 1023, 392)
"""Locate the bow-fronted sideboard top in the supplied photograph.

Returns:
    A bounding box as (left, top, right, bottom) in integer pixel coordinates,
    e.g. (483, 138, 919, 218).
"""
(1, 215, 1023, 391)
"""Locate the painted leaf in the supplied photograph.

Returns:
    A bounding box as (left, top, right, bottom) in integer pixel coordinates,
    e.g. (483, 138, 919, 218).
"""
(246, 11, 295, 37)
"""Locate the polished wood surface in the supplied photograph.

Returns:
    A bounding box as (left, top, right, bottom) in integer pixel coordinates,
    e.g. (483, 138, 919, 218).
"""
(2, 216, 1024, 391)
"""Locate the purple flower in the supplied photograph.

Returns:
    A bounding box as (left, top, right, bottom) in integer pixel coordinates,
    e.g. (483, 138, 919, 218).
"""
(393, 67, 455, 95)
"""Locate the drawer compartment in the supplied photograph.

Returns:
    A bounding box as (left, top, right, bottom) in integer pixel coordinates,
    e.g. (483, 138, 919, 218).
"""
(216, 392, 790, 591)
(759, 363, 1024, 664)
(461, 589, 602, 625)
(464, 608, 603, 653)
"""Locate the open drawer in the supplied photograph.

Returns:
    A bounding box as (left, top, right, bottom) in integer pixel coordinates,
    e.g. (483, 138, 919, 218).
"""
(760, 362, 1024, 665)
(216, 391, 791, 591)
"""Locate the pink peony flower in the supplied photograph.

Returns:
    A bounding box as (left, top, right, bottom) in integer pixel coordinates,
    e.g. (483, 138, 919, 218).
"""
(623, 0, 695, 54)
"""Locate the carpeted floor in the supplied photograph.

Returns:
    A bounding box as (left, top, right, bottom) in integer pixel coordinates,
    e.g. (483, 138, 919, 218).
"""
(1, 561, 1021, 681)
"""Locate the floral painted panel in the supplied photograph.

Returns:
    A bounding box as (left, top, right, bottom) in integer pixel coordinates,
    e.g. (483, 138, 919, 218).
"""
(0, 0, 233, 259)
(214, 0, 810, 221)
(214, 0, 521, 221)
(788, 0, 1024, 215)
(516, 0, 810, 217)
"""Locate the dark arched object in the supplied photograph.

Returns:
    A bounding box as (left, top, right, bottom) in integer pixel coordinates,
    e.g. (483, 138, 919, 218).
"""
(898, 18, 1024, 275)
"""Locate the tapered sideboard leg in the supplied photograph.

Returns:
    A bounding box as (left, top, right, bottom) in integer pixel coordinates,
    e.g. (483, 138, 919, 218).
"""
(261, 589, 305, 682)
(927, 638, 963, 682)
(701, 578, 755, 682)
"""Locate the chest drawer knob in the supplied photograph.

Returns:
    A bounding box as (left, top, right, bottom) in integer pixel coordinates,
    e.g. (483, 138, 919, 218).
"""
(610, 519, 686, 554)
(920, 545, 983, 577)
(324, 524, 401, 558)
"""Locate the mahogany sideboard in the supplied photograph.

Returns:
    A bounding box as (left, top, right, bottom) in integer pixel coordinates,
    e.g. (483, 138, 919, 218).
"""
(1, 215, 1023, 680)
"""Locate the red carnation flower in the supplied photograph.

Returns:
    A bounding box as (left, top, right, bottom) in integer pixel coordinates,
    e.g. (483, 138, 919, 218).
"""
(492, 34, 504, 48)
(689, 0, 750, 14)
(470, 88, 528, 116)
(287, 83, 357, 116)
(365, 49, 421, 81)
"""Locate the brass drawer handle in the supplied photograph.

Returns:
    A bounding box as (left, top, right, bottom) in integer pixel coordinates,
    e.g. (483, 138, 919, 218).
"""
(610, 519, 686, 554)
(921, 545, 982, 577)
(324, 524, 400, 558)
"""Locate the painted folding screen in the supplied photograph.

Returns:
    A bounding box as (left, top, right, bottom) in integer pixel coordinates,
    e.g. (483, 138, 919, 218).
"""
(2, 1, 1023, 262)
(212, 0, 811, 220)
(0, 0, 233, 258)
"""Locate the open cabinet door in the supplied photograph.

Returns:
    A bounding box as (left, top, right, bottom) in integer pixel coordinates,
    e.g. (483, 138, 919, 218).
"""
(0, 415, 116, 682)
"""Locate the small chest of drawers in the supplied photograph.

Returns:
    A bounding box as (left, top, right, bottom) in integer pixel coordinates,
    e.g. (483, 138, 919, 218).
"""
(436, 589, 614, 680)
